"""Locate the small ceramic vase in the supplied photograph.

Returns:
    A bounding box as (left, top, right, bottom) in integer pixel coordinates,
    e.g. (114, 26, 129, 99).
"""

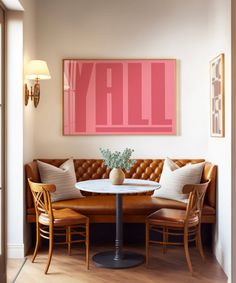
(109, 168, 125, 185)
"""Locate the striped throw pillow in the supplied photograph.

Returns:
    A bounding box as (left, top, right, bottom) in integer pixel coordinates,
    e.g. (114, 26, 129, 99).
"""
(37, 158, 83, 202)
(152, 157, 205, 202)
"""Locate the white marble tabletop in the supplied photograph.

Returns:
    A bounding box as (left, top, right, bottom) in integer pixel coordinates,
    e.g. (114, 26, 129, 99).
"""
(75, 179, 161, 194)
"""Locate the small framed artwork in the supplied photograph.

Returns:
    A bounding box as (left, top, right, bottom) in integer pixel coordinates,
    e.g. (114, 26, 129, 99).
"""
(63, 59, 176, 135)
(210, 54, 225, 137)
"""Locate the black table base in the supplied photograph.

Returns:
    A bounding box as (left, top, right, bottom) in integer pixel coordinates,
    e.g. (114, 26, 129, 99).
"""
(92, 251, 144, 269)
(92, 193, 145, 269)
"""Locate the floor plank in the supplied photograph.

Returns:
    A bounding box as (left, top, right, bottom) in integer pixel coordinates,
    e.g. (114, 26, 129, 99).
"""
(16, 244, 227, 283)
(7, 259, 25, 283)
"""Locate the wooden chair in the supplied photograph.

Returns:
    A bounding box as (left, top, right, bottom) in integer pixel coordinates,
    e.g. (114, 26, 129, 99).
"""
(28, 178, 89, 274)
(146, 181, 210, 274)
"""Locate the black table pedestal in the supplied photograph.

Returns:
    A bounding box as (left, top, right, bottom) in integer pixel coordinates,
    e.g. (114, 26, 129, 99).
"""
(92, 193, 144, 269)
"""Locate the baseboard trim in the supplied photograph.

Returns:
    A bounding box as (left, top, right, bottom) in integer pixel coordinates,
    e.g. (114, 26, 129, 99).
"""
(7, 244, 25, 258)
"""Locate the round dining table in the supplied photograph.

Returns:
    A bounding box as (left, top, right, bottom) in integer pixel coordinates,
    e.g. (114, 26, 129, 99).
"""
(75, 178, 161, 269)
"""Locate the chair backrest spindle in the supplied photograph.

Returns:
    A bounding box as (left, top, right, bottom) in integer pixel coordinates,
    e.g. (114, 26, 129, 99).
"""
(28, 178, 56, 224)
(183, 181, 211, 226)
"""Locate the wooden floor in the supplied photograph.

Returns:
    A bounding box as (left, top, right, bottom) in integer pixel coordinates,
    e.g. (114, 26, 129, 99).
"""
(7, 259, 25, 283)
(15, 244, 227, 283)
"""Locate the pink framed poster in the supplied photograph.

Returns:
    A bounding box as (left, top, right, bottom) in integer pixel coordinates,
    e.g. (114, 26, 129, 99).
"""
(63, 59, 176, 135)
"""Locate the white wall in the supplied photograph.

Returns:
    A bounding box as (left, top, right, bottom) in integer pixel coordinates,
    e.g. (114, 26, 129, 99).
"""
(207, 0, 232, 280)
(6, 0, 37, 259)
(21, 0, 231, 278)
(34, 0, 211, 159)
(21, 0, 37, 256)
(6, 11, 24, 258)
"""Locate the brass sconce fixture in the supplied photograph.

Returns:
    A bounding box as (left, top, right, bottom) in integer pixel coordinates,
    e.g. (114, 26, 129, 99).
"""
(25, 60, 51, 107)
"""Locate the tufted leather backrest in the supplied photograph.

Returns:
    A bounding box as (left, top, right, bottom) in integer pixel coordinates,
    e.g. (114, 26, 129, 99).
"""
(25, 159, 216, 211)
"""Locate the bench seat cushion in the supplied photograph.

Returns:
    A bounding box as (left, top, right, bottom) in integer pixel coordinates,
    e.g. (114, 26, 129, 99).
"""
(50, 195, 215, 216)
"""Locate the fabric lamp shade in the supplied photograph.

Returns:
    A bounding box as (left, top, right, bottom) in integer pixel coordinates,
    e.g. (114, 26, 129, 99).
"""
(26, 60, 51, 80)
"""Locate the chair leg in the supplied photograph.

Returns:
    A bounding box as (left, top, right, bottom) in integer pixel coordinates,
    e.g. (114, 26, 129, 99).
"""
(165, 228, 169, 253)
(145, 221, 150, 265)
(45, 226, 53, 274)
(196, 224, 205, 261)
(166, 228, 168, 253)
(163, 227, 168, 254)
(85, 220, 89, 270)
(67, 226, 71, 256)
(32, 222, 40, 263)
(184, 226, 193, 274)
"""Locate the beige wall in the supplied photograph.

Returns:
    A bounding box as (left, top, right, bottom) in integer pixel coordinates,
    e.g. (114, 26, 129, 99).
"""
(22, 0, 36, 164)
(33, 0, 211, 159)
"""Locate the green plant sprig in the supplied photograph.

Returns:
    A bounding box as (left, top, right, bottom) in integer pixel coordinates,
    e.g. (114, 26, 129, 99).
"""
(100, 148, 136, 172)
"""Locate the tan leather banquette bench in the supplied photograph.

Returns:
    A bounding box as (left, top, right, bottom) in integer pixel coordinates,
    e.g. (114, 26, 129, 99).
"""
(25, 159, 216, 224)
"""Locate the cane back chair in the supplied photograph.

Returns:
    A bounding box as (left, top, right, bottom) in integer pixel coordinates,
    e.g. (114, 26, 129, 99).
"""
(146, 181, 210, 274)
(28, 178, 89, 274)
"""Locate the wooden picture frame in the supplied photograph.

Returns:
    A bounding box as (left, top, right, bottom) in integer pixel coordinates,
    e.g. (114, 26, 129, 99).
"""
(210, 54, 225, 137)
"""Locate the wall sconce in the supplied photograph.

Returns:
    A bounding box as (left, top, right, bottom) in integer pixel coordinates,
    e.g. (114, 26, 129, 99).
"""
(25, 60, 51, 107)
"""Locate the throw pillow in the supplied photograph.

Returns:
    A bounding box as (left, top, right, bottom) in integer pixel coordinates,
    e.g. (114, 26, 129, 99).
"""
(37, 158, 83, 202)
(152, 157, 205, 202)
